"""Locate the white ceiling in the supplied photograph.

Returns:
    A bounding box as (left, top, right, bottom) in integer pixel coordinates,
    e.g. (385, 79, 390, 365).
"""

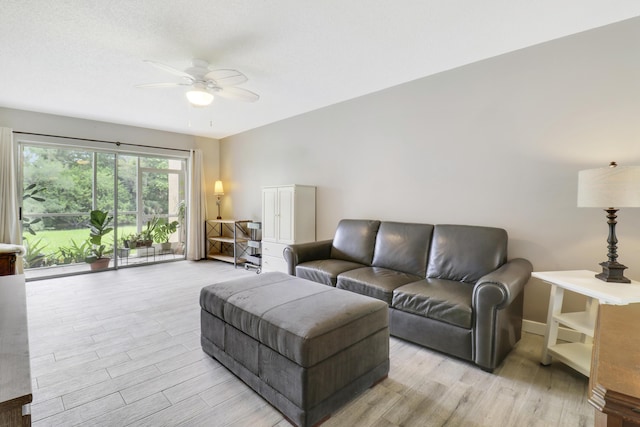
(2, 1, 640, 140)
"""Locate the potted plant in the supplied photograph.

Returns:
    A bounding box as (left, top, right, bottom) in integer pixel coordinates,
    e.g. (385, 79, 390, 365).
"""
(117, 235, 132, 259)
(154, 219, 179, 251)
(121, 232, 137, 248)
(85, 209, 113, 270)
(57, 245, 74, 264)
(139, 216, 159, 247)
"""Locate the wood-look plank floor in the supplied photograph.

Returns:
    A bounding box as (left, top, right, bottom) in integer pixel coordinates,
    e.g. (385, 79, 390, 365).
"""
(26, 261, 595, 426)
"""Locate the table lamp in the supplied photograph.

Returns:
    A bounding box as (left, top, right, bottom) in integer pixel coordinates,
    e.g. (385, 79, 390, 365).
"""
(214, 180, 224, 219)
(577, 161, 640, 283)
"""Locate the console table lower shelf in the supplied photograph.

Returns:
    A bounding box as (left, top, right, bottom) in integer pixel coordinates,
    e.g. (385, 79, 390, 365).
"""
(205, 219, 251, 268)
(546, 342, 593, 376)
(207, 252, 246, 265)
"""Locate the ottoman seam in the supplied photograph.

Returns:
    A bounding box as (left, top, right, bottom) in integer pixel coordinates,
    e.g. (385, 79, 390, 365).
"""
(259, 308, 388, 367)
(256, 287, 336, 320)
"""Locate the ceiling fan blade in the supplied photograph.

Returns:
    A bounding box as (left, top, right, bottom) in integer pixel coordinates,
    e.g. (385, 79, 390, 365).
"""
(143, 60, 195, 80)
(135, 82, 189, 89)
(215, 86, 260, 102)
(204, 69, 248, 87)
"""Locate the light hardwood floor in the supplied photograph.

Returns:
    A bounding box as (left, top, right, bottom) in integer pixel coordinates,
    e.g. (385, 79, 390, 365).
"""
(26, 261, 595, 426)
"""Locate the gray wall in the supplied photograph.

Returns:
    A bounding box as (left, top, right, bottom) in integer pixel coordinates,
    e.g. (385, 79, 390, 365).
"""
(221, 17, 640, 323)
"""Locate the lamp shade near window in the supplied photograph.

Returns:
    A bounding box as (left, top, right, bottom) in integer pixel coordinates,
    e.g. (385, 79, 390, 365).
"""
(577, 162, 640, 283)
(214, 180, 224, 195)
(214, 180, 224, 219)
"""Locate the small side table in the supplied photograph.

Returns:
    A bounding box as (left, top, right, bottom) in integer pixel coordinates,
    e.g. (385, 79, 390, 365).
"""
(135, 246, 155, 263)
(117, 247, 130, 265)
(0, 252, 17, 276)
(0, 244, 25, 276)
(533, 270, 640, 377)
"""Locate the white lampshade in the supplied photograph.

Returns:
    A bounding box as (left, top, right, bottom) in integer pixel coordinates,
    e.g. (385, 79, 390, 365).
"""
(186, 88, 214, 107)
(578, 163, 640, 208)
(214, 180, 224, 196)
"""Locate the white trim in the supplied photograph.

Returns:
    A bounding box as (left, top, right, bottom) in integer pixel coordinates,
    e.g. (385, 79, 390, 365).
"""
(522, 319, 584, 342)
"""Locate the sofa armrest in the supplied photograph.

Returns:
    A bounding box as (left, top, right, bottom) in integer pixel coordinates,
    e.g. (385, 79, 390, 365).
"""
(473, 258, 533, 309)
(283, 240, 333, 276)
(472, 258, 533, 371)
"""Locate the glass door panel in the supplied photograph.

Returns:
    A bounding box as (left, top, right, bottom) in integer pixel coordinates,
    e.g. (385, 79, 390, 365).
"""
(96, 152, 116, 212)
(115, 154, 138, 266)
(140, 161, 186, 260)
(21, 144, 187, 279)
(21, 146, 113, 277)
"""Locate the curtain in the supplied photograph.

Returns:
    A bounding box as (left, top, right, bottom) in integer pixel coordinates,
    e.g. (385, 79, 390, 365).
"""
(186, 149, 207, 260)
(0, 127, 24, 272)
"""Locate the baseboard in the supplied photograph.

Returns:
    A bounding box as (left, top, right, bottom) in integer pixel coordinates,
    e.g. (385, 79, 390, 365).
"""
(522, 319, 584, 342)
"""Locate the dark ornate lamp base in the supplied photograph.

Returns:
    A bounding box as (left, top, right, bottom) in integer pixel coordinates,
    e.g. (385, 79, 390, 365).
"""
(595, 261, 631, 283)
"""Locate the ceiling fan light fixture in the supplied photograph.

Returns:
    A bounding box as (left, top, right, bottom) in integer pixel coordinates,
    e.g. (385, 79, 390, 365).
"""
(186, 87, 214, 107)
(140, 59, 258, 107)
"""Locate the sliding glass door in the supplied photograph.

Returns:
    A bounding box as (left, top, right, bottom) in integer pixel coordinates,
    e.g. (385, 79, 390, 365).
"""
(139, 157, 186, 254)
(21, 146, 108, 273)
(20, 143, 187, 279)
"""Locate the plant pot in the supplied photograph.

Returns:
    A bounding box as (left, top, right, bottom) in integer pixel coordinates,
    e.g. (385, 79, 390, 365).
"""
(90, 257, 110, 271)
(161, 242, 172, 251)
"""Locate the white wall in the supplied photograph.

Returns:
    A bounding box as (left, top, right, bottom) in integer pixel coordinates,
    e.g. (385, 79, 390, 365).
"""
(1, 108, 200, 150)
(0, 108, 221, 213)
(195, 137, 221, 218)
(221, 17, 640, 322)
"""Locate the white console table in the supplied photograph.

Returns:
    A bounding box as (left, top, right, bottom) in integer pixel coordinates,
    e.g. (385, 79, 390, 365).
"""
(533, 270, 640, 377)
(0, 274, 32, 426)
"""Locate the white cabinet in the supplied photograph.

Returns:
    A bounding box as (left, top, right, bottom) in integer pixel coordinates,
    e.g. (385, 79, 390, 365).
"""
(262, 185, 316, 273)
(533, 270, 640, 377)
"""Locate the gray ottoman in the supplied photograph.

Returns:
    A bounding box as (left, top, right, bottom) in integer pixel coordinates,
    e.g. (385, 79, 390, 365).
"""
(200, 272, 389, 427)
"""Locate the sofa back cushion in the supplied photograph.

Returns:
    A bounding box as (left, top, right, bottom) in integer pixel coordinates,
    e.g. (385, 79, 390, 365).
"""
(372, 222, 433, 276)
(330, 219, 381, 265)
(427, 225, 507, 283)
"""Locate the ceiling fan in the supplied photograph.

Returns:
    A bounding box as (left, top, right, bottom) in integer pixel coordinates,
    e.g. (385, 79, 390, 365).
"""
(136, 59, 259, 107)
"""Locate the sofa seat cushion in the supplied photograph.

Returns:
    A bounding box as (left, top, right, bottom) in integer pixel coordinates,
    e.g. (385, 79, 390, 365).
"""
(296, 259, 366, 286)
(391, 278, 473, 329)
(337, 267, 422, 305)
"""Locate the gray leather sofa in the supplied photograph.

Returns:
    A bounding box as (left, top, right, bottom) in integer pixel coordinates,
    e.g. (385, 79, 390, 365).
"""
(283, 219, 533, 372)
